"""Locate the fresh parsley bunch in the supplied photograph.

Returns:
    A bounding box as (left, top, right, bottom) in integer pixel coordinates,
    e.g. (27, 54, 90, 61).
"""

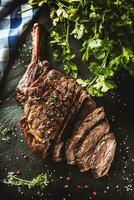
(28, 0, 134, 96)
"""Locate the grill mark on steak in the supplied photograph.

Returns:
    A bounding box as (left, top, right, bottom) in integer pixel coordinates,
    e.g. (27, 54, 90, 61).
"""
(66, 107, 105, 165)
(76, 119, 110, 172)
(91, 132, 116, 178)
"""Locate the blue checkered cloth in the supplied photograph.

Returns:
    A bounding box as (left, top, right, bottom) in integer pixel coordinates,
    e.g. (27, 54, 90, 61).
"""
(0, 0, 38, 83)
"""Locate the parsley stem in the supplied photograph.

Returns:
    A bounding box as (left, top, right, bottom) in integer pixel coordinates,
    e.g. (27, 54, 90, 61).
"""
(56, 0, 68, 9)
(101, 49, 110, 69)
(66, 20, 70, 44)
(88, 76, 98, 87)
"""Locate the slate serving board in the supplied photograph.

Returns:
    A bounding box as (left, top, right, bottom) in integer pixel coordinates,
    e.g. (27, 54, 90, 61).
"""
(0, 10, 134, 200)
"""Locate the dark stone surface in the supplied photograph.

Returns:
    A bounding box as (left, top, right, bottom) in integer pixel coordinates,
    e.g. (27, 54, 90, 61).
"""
(0, 8, 134, 200)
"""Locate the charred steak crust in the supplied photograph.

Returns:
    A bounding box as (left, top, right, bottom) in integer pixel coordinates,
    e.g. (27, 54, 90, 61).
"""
(16, 23, 116, 178)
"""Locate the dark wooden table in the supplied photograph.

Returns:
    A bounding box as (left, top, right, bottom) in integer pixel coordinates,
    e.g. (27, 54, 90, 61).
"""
(0, 8, 134, 200)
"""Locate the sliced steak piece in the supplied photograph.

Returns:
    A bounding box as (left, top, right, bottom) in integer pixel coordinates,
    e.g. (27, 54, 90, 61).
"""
(66, 107, 105, 165)
(53, 90, 96, 162)
(76, 120, 110, 172)
(91, 132, 116, 178)
(53, 86, 82, 161)
(53, 89, 87, 162)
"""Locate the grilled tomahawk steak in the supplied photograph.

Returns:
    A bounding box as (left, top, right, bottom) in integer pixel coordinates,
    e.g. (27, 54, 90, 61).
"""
(16, 23, 116, 178)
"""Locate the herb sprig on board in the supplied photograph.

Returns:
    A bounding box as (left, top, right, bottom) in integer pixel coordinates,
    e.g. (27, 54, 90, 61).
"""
(3, 172, 49, 189)
(28, 0, 134, 96)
